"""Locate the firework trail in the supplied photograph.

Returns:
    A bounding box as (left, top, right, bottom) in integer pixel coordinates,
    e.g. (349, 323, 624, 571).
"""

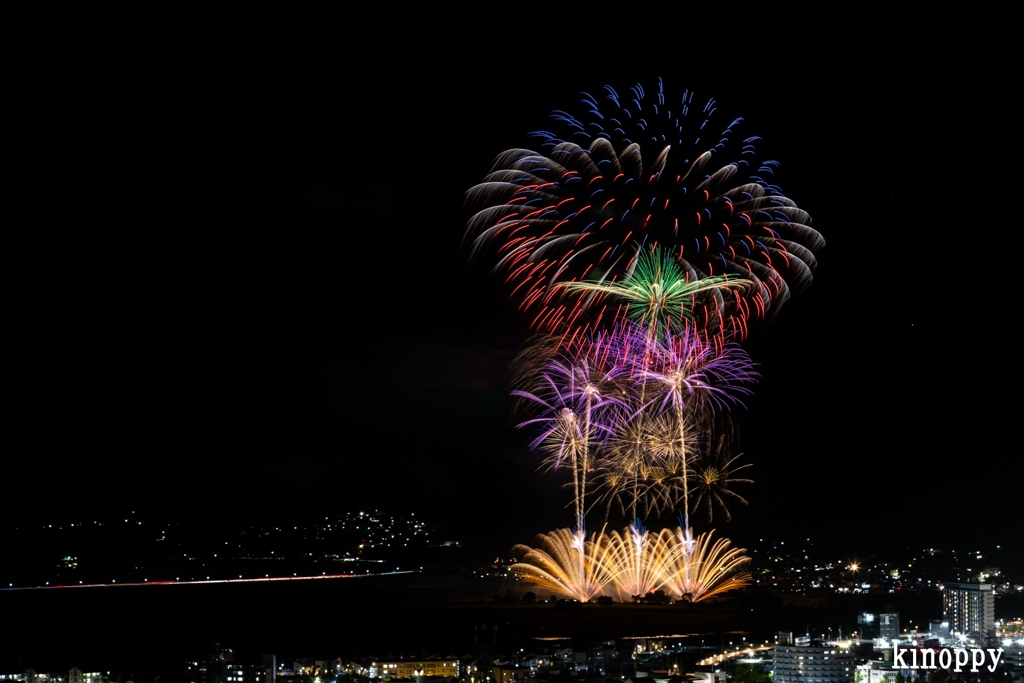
(512, 354, 629, 530)
(637, 324, 757, 535)
(465, 80, 823, 342)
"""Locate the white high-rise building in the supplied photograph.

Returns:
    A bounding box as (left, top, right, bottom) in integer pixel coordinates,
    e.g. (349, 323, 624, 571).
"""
(773, 641, 855, 683)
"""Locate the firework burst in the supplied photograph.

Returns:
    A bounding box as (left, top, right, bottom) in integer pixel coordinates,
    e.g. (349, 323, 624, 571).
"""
(513, 321, 756, 530)
(465, 80, 823, 342)
(692, 430, 753, 524)
(559, 246, 753, 341)
(512, 353, 629, 529)
(637, 326, 758, 415)
(592, 410, 692, 520)
(479, 82, 818, 610)
(630, 324, 757, 532)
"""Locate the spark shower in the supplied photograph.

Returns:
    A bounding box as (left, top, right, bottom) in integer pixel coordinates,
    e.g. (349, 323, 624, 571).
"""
(463, 81, 823, 602)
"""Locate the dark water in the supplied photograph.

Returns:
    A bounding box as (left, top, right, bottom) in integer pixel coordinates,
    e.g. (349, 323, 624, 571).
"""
(3, 575, 733, 669)
(3, 574, 482, 669)
(2, 573, 956, 675)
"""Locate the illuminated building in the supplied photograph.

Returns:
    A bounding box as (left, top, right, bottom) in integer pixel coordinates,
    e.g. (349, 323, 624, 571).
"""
(928, 620, 950, 640)
(1001, 643, 1024, 678)
(185, 644, 273, 683)
(858, 613, 900, 643)
(773, 639, 855, 683)
(942, 582, 995, 639)
(0, 671, 107, 683)
(371, 659, 459, 679)
(491, 666, 528, 683)
(855, 661, 899, 683)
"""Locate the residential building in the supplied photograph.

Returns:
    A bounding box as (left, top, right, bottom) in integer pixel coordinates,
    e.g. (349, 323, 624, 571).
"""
(774, 641, 855, 683)
(943, 582, 995, 639)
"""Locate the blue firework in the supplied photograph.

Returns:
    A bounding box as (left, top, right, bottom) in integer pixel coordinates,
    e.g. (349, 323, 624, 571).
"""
(465, 79, 823, 341)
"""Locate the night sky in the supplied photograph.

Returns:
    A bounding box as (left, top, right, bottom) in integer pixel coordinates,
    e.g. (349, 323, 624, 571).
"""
(5, 11, 1021, 559)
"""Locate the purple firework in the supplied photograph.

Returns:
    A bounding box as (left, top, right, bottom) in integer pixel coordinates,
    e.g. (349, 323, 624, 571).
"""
(633, 324, 757, 533)
(512, 353, 630, 530)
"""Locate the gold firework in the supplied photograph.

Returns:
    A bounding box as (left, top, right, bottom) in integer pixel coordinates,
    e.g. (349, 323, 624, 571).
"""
(692, 431, 753, 523)
(664, 528, 752, 602)
(592, 411, 696, 520)
(510, 528, 615, 602)
(511, 526, 750, 603)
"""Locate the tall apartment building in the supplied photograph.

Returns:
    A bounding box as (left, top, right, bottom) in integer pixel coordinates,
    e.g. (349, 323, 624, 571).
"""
(943, 582, 995, 639)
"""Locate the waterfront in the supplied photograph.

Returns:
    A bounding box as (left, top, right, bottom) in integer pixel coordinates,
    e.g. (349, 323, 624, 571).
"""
(3, 571, 953, 670)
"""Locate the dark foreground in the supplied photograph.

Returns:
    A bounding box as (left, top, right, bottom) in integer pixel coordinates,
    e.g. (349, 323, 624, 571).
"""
(3, 572, 944, 673)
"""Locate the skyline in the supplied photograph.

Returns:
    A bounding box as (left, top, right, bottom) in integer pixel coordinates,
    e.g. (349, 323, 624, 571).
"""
(4, 12, 1021, 560)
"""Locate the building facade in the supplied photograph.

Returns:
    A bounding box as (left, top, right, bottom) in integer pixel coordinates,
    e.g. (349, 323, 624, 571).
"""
(858, 613, 900, 643)
(943, 582, 995, 639)
(774, 642, 855, 683)
(371, 660, 459, 679)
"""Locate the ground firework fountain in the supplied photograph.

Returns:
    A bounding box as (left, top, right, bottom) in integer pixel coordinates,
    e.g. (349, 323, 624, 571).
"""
(510, 526, 751, 603)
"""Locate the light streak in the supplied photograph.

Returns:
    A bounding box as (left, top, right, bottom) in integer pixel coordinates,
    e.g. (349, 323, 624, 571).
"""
(0, 570, 416, 591)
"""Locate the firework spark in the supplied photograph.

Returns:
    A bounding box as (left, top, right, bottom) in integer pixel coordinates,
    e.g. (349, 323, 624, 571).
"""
(513, 321, 756, 530)
(692, 430, 753, 524)
(510, 528, 615, 602)
(559, 246, 754, 340)
(465, 80, 823, 341)
(510, 525, 751, 603)
(512, 354, 628, 529)
(592, 410, 692, 520)
(627, 324, 756, 532)
(473, 84, 815, 612)
(664, 528, 752, 602)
